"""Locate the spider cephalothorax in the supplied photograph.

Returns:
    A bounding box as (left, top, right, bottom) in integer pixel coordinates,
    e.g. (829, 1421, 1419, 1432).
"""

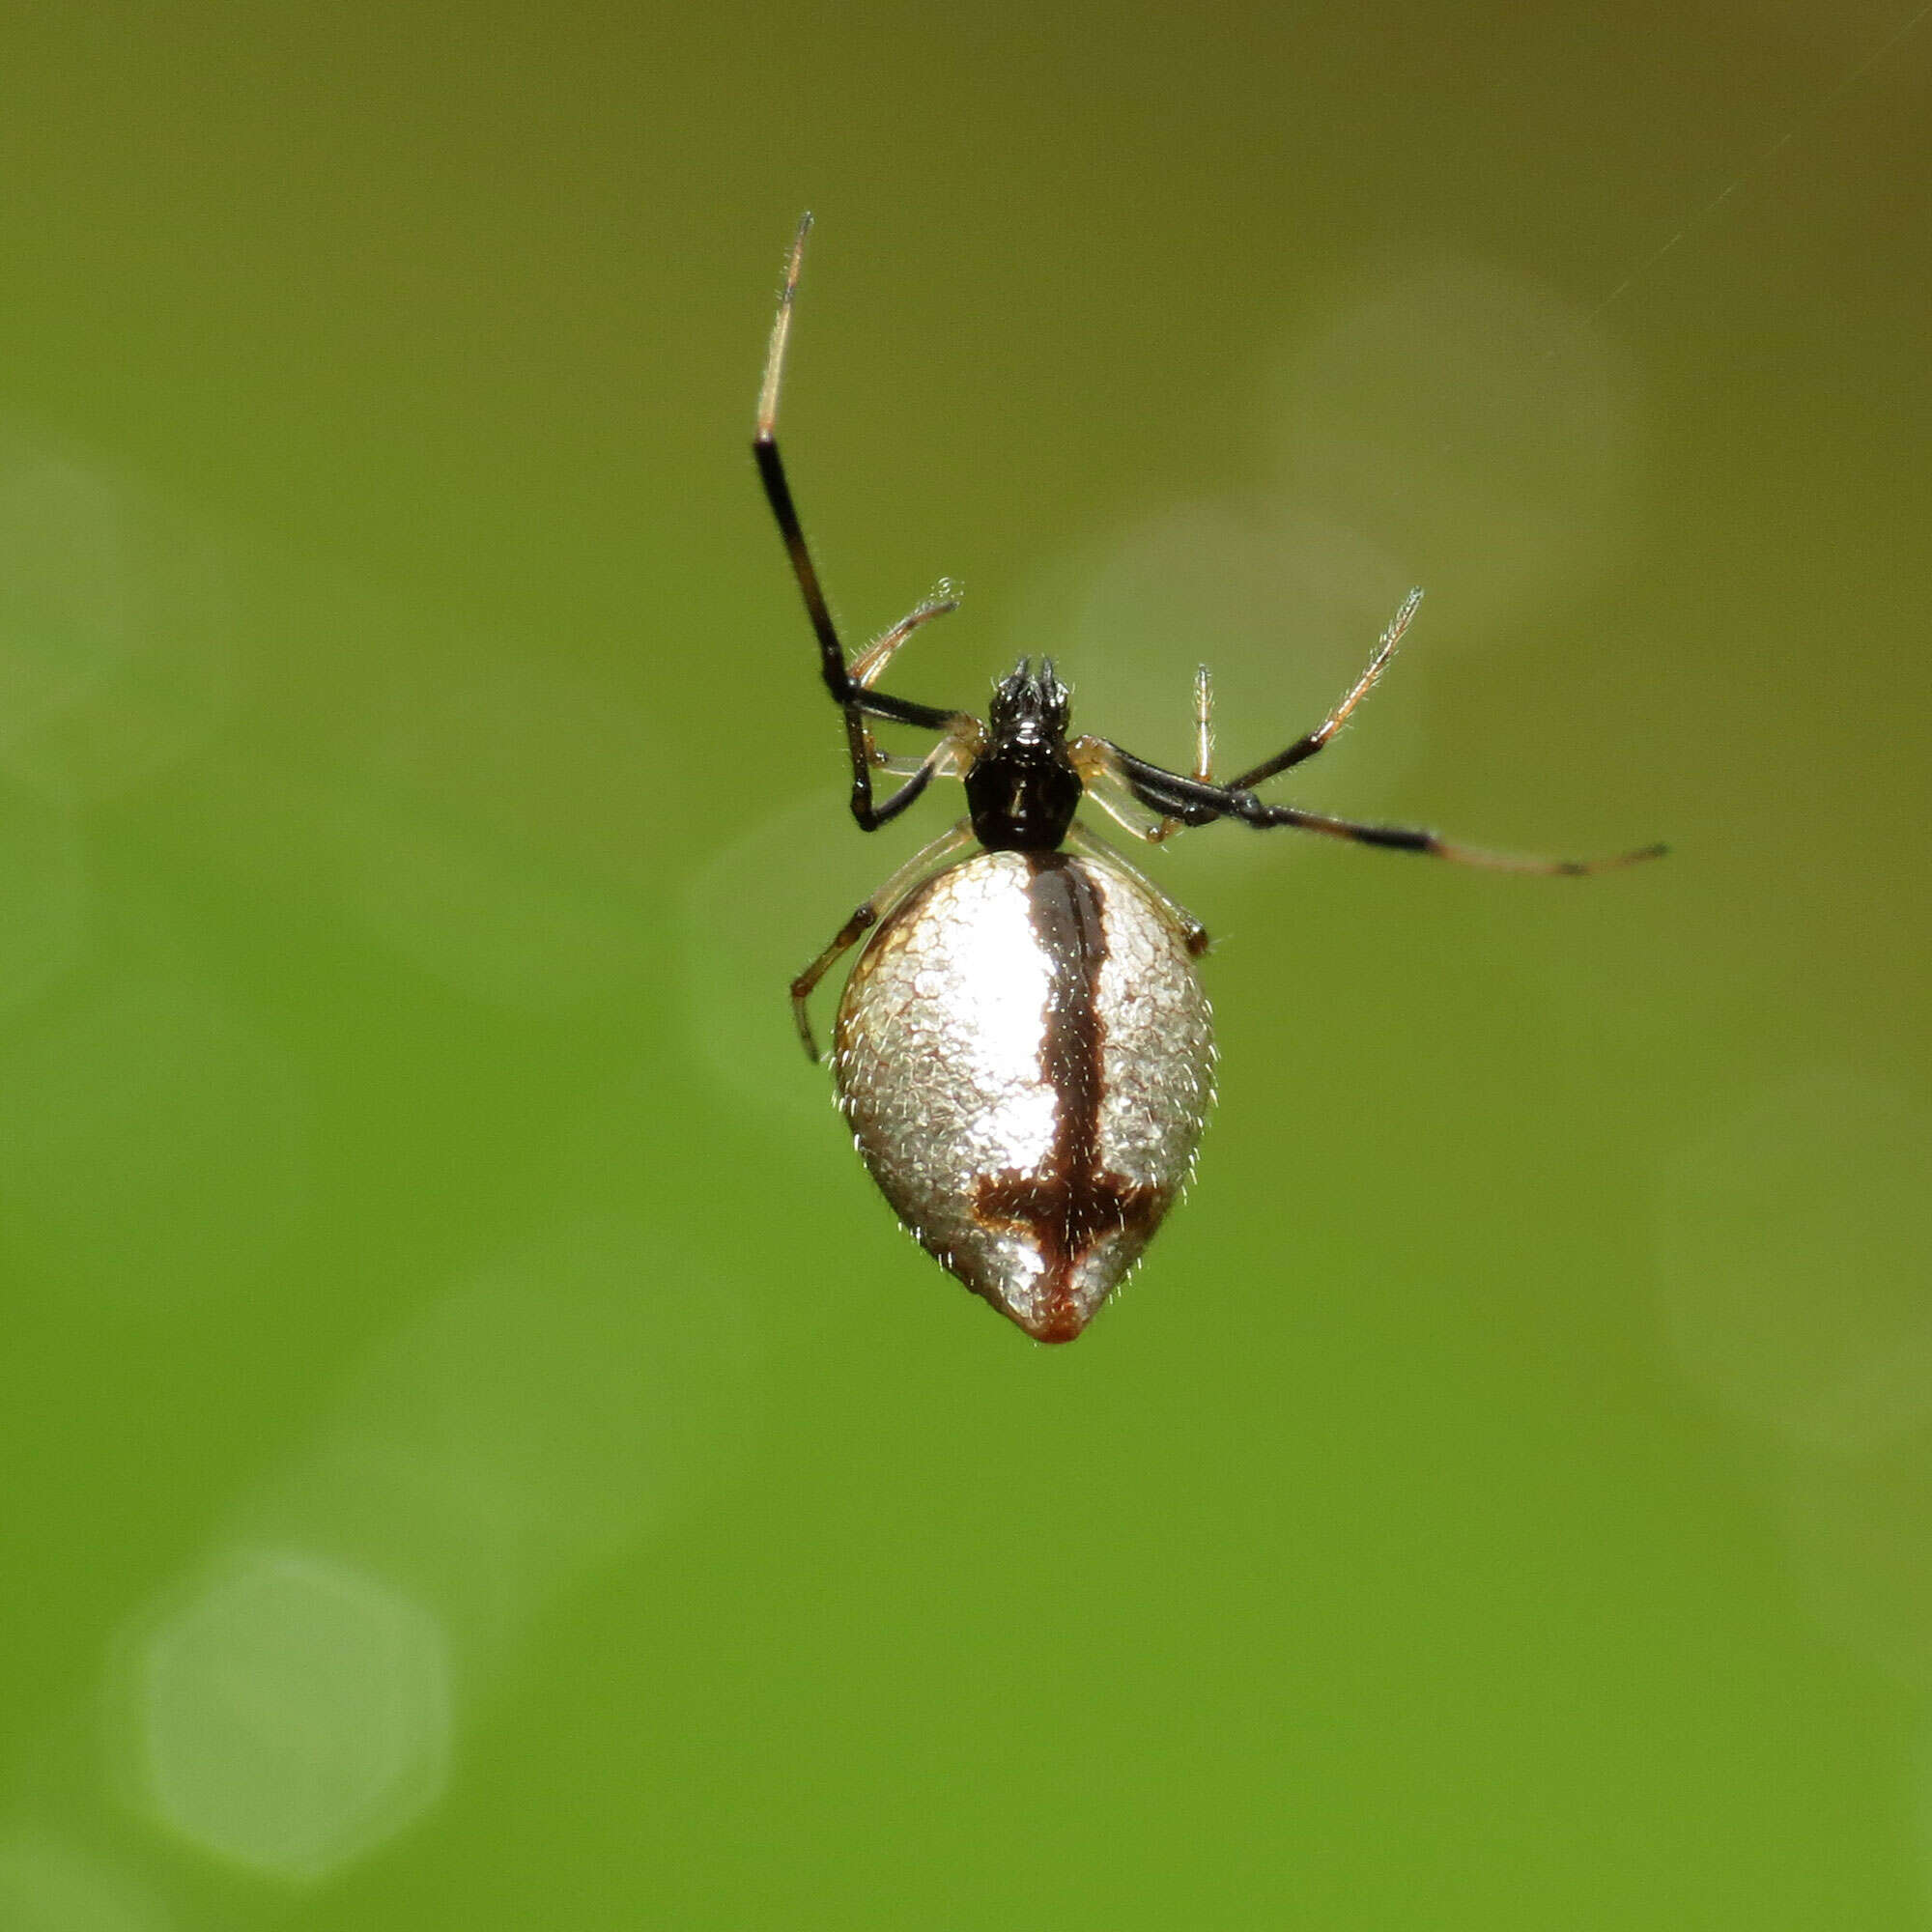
(965, 659, 1082, 852)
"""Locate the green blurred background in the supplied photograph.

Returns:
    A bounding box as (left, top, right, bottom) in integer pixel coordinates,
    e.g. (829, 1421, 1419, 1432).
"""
(1, 2, 1928, 1925)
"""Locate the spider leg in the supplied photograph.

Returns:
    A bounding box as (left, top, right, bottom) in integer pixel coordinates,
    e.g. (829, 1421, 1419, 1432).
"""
(1224, 586, 1423, 791)
(849, 592, 960, 690)
(1069, 735, 1171, 842)
(1111, 749, 1667, 873)
(841, 712, 988, 836)
(1226, 803, 1668, 873)
(1113, 588, 1419, 845)
(1190, 662, 1215, 782)
(845, 591, 970, 776)
(1145, 662, 1217, 844)
(753, 213, 961, 828)
(1065, 741, 1210, 949)
(790, 818, 979, 1061)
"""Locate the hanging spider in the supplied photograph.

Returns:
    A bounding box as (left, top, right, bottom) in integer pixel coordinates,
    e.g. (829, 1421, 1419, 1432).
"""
(754, 214, 1663, 1345)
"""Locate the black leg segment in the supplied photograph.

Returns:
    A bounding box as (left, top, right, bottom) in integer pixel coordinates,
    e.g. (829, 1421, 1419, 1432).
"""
(753, 213, 956, 830)
(1109, 748, 1666, 874)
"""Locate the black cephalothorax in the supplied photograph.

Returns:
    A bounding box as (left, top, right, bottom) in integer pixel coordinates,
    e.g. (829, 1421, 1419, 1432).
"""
(964, 660, 1083, 852)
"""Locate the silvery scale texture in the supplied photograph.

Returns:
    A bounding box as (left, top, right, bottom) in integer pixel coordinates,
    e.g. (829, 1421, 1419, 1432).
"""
(834, 846, 1215, 1341)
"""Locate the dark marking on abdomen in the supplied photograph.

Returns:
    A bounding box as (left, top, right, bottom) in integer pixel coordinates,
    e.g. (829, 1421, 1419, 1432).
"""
(973, 854, 1160, 1342)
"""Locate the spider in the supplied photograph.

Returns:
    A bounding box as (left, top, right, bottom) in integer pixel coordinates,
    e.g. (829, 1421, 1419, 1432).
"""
(753, 213, 1663, 1343)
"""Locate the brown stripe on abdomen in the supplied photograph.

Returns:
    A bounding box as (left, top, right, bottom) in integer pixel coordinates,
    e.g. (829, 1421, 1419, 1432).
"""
(972, 854, 1160, 1341)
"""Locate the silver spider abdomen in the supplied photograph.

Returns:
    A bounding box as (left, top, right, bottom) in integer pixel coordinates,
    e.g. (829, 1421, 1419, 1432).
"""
(833, 848, 1215, 1341)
